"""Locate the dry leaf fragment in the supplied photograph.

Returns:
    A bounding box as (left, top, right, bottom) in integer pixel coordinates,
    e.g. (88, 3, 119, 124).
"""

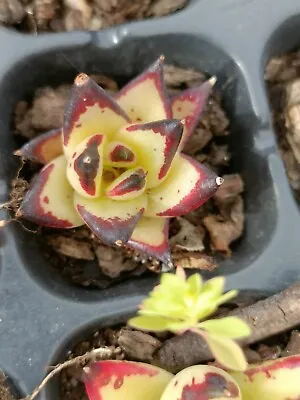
(170, 217, 205, 252)
(48, 236, 94, 260)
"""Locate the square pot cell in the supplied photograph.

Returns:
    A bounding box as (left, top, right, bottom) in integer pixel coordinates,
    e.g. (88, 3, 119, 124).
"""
(0, 32, 277, 300)
(264, 14, 300, 208)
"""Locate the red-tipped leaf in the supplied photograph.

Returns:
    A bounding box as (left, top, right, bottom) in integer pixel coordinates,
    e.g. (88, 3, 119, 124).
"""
(67, 134, 104, 198)
(146, 154, 222, 217)
(83, 360, 173, 400)
(116, 56, 171, 122)
(104, 141, 137, 168)
(127, 217, 171, 264)
(171, 77, 216, 150)
(106, 167, 147, 201)
(74, 192, 147, 246)
(15, 128, 62, 164)
(116, 119, 183, 188)
(63, 73, 130, 157)
(18, 155, 83, 228)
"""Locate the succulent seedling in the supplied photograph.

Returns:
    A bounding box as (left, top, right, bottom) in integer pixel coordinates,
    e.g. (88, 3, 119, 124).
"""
(129, 267, 251, 371)
(14, 56, 222, 266)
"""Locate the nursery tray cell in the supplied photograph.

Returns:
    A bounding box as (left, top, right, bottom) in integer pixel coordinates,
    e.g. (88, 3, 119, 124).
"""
(0, 0, 300, 397)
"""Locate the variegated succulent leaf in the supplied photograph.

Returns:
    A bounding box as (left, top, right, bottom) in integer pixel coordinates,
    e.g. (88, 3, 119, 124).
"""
(83, 360, 173, 400)
(16, 56, 222, 263)
(160, 365, 242, 400)
(230, 355, 300, 400)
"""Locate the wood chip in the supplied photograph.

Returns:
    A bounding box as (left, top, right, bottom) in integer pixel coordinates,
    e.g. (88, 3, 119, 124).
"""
(285, 79, 300, 164)
(243, 347, 261, 363)
(172, 252, 216, 271)
(208, 144, 231, 167)
(203, 196, 244, 255)
(213, 174, 244, 204)
(183, 127, 212, 155)
(147, 0, 188, 17)
(0, 0, 25, 24)
(34, 0, 59, 28)
(48, 236, 94, 260)
(265, 56, 299, 82)
(95, 245, 137, 278)
(0, 371, 17, 400)
(163, 65, 205, 88)
(170, 217, 205, 252)
(155, 330, 210, 373)
(282, 330, 300, 357)
(257, 344, 282, 361)
(118, 329, 161, 361)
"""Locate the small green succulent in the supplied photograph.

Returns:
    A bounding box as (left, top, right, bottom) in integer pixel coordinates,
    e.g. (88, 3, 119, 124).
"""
(129, 268, 250, 371)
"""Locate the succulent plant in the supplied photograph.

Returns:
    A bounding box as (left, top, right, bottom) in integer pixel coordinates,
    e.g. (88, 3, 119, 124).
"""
(83, 360, 173, 399)
(129, 267, 251, 371)
(230, 354, 300, 399)
(83, 361, 241, 400)
(161, 365, 241, 400)
(15, 56, 222, 265)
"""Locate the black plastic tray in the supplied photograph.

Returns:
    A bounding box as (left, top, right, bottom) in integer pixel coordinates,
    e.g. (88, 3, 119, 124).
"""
(1, 0, 300, 397)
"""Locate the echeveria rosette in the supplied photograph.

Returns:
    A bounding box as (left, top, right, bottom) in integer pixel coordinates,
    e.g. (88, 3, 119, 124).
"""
(16, 56, 222, 265)
(129, 268, 251, 371)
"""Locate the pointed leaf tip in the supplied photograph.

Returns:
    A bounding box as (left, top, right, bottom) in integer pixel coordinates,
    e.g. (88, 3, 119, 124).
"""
(172, 78, 215, 150)
(209, 75, 217, 86)
(63, 73, 130, 157)
(104, 141, 137, 167)
(74, 72, 89, 86)
(106, 167, 147, 201)
(117, 119, 183, 188)
(127, 217, 171, 264)
(19, 155, 83, 228)
(116, 57, 171, 122)
(75, 193, 146, 246)
(15, 128, 63, 164)
(216, 176, 224, 186)
(146, 154, 219, 218)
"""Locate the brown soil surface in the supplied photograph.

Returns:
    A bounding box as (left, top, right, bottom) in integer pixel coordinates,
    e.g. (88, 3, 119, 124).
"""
(0, 0, 188, 33)
(0, 371, 17, 400)
(266, 52, 300, 203)
(59, 321, 299, 400)
(8, 64, 245, 288)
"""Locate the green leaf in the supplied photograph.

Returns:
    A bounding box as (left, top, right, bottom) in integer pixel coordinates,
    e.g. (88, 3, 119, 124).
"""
(195, 304, 218, 322)
(167, 321, 192, 333)
(201, 276, 225, 299)
(187, 273, 202, 296)
(198, 317, 251, 339)
(215, 290, 238, 307)
(203, 332, 248, 371)
(140, 297, 186, 319)
(128, 315, 170, 332)
(160, 272, 186, 292)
